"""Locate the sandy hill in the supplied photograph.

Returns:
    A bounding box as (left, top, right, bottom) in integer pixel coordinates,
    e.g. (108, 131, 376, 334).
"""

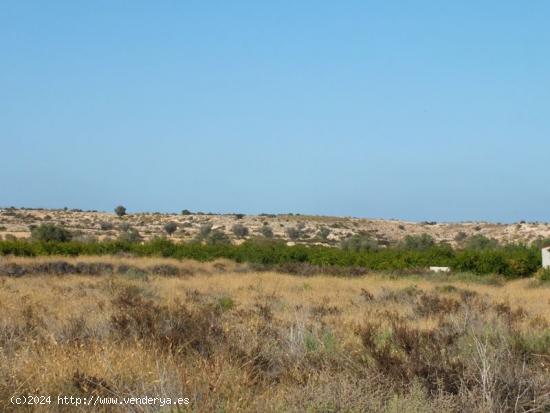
(1, 208, 549, 247)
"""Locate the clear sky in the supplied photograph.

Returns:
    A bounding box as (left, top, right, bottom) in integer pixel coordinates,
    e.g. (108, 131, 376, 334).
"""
(1, 1, 549, 222)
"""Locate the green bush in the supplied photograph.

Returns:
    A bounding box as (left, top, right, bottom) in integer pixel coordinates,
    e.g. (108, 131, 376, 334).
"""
(232, 223, 249, 238)
(340, 234, 378, 252)
(217, 296, 235, 311)
(317, 227, 331, 240)
(465, 234, 499, 250)
(31, 224, 72, 242)
(205, 230, 231, 246)
(118, 228, 142, 243)
(99, 221, 114, 231)
(114, 206, 127, 217)
(286, 227, 302, 240)
(536, 267, 550, 282)
(400, 234, 435, 251)
(197, 223, 213, 240)
(259, 225, 274, 238)
(164, 222, 178, 236)
(0, 237, 543, 278)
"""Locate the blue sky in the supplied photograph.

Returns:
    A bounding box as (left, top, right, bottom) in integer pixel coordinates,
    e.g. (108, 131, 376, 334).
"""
(1, 1, 549, 222)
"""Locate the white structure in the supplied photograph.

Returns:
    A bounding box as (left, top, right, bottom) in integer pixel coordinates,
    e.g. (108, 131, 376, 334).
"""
(543, 247, 550, 269)
(429, 266, 451, 273)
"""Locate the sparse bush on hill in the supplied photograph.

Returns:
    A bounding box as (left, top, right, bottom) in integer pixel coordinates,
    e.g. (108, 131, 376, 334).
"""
(205, 230, 231, 246)
(259, 225, 274, 238)
(118, 228, 142, 243)
(286, 227, 302, 240)
(454, 231, 467, 243)
(181, 209, 192, 215)
(232, 223, 249, 238)
(31, 224, 72, 242)
(400, 234, 435, 251)
(198, 223, 213, 240)
(465, 234, 499, 250)
(317, 227, 331, 240)
(71, 231, 98, 243)
(163, 222, 178, 236)
(119, 222, 131, 232)
(340, 234, 379, 252)
(99, 221, 114, 231)
(234, 213, 245, 219)
(114, 205, 126, 217)
(259, 213, 276, 218)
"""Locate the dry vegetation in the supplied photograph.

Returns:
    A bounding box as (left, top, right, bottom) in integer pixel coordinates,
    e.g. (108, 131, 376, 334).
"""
(2, 208, 550, 247)
(1, 256, 549, 412)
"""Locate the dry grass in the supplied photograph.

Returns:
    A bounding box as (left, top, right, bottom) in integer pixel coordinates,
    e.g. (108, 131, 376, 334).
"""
(0, 256, 549, 412)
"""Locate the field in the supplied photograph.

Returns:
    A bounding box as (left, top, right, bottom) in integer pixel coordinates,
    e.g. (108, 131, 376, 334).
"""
(1, 256, 549, 412)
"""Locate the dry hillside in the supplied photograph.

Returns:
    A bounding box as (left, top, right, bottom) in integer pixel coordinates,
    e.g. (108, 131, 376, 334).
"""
(1, 207, 549, 246)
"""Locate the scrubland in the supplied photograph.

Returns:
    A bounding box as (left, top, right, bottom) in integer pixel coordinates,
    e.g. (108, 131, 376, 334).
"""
(2, 207, 550, 246)
(0, 256, 549, 412)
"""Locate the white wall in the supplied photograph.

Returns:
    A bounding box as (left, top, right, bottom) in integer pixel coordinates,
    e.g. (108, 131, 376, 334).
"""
(429, 266, 450, 273)
(543, 247, 550, 269)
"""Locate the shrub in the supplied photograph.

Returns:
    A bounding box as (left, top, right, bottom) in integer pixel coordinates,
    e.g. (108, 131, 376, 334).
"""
(232, 223, 249, 238)
(163, 222, 178, 236)
(286, 227, 302, 240)
(99, 221, 114, 231)
(532, 237, 550, 249)
(110, 287, 224, 356)
(340, 234, 378, 252)
(114, 206, 126, 217)
(119, 222, 131, 232)
(118, 228, 142, 243)
(234, 213, 245, 220)
(535, 267, 550, 282)
(400, 234, 435, 251)
(454, 231, 467, 243)
(0, 238, 542, 278)
(206, 230, 231, 246)
(259, 225, 274, 238)
(216, 296, 235, 311)
(198, 223, 213, 240)
(317, 227, 331, 240)
(465, 234, 499, 250)
(31, 224, 72, 242)
(181, 209, 192, 215)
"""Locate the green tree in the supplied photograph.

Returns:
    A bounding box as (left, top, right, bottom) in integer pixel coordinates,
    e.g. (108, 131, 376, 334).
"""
(114, 205, 127, 217)
(164, 222, 178, 236)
